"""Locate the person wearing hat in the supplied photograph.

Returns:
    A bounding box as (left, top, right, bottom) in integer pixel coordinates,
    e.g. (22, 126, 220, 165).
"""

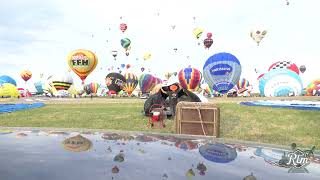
(143, 75, 201, 117)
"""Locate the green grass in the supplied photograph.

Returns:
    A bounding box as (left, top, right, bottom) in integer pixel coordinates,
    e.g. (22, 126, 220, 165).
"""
(1, 97, 320, 148)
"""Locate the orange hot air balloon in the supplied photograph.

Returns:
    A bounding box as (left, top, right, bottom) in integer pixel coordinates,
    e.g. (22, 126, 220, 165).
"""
(67, 49, 98, 84)
(20, 70, 32, 82)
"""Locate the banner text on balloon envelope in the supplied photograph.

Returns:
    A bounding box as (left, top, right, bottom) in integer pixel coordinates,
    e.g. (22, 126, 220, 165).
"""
(210, 64, 233, 76)
(71, 54, 89, 66)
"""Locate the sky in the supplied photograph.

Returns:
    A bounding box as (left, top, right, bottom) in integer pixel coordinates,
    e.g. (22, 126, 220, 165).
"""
(0, 0, 319, 92)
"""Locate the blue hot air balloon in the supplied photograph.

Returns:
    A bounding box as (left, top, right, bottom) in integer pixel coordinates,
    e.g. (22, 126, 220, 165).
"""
(0, 75, 17, 86)
(203, 52, 241, 94)
(34, 81, 44, 94)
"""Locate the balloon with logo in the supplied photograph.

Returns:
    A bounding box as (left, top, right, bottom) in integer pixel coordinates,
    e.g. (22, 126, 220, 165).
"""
(299, 65, 306, 73)
(20, 70, 32, 82)
(203, 52, 242, 94)
(178, 67, 202, 92)
(67, 49, 98, 84)
(123, 72, 138, 96)
(105, 72, 126, 94)
(250, 30, 267, 46)
(139, 74, 156, 94)
(268, 61, 299, 75)
(120, 23, 127, 33)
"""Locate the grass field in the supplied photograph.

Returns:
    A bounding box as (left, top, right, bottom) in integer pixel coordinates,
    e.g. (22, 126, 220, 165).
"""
(1, 96, 320, 148)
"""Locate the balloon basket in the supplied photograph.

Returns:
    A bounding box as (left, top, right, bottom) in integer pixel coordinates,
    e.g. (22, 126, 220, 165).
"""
(148, 104, 166, 129)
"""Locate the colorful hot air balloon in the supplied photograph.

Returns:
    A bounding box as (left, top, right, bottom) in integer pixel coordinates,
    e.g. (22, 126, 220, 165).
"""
(268, 61, 299, 75)
(89, 82, 99, 94)
(120, 23, 127, 33)
(306, 79, 320, 96)
(250, 30, 267, 46)
(178, 67, 202, 92)
(259, 69, 303, 97)
(20, 70, 32, 82)
(237, 78, 250, 94)
(193, 28, 203, 39)
(299, 65, 306, 73)
(121, 38, 131, 50)
(203, 38, 213, 49)
(105, 73, 126, 93)
(203, 52, 242, 94)
(50, 73, 73, 91)
(0, 75, 17, 86)
(123, 72, 138, 96)
(67, 49, 98, 84)
(139, 74, 156, 94)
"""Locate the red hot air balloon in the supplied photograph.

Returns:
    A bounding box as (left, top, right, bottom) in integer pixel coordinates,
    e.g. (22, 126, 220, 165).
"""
(120, 23, 127, 33)
(268, 61, 299, 75)
(207, 32, 212, 38)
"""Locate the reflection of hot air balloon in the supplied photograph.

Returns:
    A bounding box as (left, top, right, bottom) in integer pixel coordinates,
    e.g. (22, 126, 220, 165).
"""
(123, 72, 138, 96)
(89, 82, 99, 94)
(120, 23, 127, 33)
(143, 53, 151, 61)
(306, 79, 320, 96)
(62, 134, 92, 152)
(111, 50, 118, 60)
(0, 75, 17, 86)
(299, 65, 306, 73)
(199, 143, 237, 163)
(178, 67, 202, 92)
(121, 38, 131, 50)
(193, 28, 203, 39)
(203, 52, 242, 94)
(175, 140, 198, 150)
(67, 49, 98, 84)
(105, 73, 126, 93)
(51, 73, 73, 91)
(250, 30, 267, 46)
(138, 74, 156, 94)
(20, 70, 32, 82)
(268, 61, 299, 75)
(259, 69, 303, 97)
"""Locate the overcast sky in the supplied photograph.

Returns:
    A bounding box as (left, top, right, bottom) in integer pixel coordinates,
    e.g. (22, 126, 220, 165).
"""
(0, 0, 319, 92)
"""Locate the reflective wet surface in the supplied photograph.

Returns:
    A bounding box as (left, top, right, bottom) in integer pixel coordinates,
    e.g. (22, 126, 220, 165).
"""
(0, 130, 320, 180)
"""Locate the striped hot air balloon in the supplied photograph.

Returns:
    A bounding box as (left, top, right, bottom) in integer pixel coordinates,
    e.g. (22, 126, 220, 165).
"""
(138, 74, 156, 94)
(237, 78, 250, 93)
(89, 82, 99, 94)
(123, 72, 138, 96)
(203, 52, 242, 94)
(306, 79, 320, 96)
(51, 73, 73, 91)
(20, 70, 32, 82)
(178, 67, 202, 92)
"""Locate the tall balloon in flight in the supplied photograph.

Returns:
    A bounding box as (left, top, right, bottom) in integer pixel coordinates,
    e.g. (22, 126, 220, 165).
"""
(20, 70, 32, 82)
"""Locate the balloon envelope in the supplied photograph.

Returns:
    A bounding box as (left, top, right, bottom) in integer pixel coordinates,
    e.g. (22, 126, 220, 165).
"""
(123, 72, 138, 96)
(299, 65, 306, 73)
(20, 70, 32, 82)
(139, 74, 156, 94)
(105, 73, 126, 93)
(268, 61, 299, 75)
(306, 79, 320, 96)
(121, 38, 131, 49)
(0, 75, 17, 86)
(203, 52, 242, 94)
(178, 67, 202, 92)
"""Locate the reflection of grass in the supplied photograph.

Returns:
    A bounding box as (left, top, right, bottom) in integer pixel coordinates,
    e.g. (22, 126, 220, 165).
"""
(1, 97, 320, 148)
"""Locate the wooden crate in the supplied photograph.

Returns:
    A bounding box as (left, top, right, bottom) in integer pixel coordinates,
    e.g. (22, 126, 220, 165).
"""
(175, 102, 220, 137)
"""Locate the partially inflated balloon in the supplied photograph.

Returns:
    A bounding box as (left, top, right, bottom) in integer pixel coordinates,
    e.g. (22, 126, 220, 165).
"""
(0, 83, 19, 98)
(20, 70, 32, 82)
(123, 72, 138, 96)
(178, 67, 202, 92)
(51, 73, 73, 91)
(0, 75, 17, 86)
(67, 49, 98, 84)
(121, 38, 131, 50)
(203, 52, 242, 94)
(105, 73, 126, 93)
(139, 74, 156, 94)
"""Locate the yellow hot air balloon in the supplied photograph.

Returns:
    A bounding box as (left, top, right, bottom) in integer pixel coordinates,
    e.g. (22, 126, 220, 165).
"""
(0, 83, 19, 98)
(20, 70, 32, 82)
(67, 49, 98, 84)
(143, 53, 151, 61)
(193, 28, 203, 39)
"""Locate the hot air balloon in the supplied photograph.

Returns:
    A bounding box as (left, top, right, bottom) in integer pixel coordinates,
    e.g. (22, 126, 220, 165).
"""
(105, 73, 126, 94)
(164, 72, 173, 80)
(259, 69, 303, 97)
(203, 52, 242, 94)
(138, 74, 156, 94)
(34, 81, 44, 94)
(143, 53, 151, 61)
(50, 73, 73, 91)
(193, 28, 203, 39)
(141, 67, 145, 72)
(121, 38, 131, 50)
(0, 83, 19, 98)
(111, 50, 118, 60)
(67, 49, 98, 84)
(268, 61, 299, 75)
(299, 65, 306, 73)
(178, 67, 202, 92)
(237, 78, 250, 94)
(89, 82, 99, 94)
(20, 70, 32, 82)
(0, 75, 17, 86)
(123, 72, 138, 96)
(250, 30, 267, 46)
(203, 38, 213, 49)
(207, 33, 212, 38)
(126, 64, 131, 69)
(120, 23, 127, 33)
(306, 79, 320, 96)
